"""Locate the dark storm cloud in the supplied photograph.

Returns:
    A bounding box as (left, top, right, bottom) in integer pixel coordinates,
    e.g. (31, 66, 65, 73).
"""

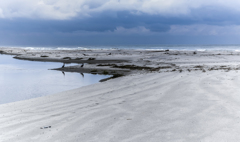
(190, 6, 240, 25)
(2, 2, 240, 46)
(1, 6, 240, 35)
(0, 11, 196, 33)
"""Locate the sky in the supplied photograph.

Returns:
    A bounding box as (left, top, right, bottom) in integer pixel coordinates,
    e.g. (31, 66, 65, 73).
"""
(1, 0, 240, 46)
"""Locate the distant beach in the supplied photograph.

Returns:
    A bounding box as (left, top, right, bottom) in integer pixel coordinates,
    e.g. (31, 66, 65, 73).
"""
(1, 47, 240, 141)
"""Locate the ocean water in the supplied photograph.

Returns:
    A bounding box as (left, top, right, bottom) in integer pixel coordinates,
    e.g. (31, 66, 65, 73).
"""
(6, 44, 240, 51)
(0, 54, 110, 104)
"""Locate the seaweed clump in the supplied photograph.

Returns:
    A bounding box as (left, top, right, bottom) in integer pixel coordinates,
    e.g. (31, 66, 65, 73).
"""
(62, 57, 71, 60)
(41, 55, 49, 57)
(88, 58, 95, 60)
(99, 74, 124, 82)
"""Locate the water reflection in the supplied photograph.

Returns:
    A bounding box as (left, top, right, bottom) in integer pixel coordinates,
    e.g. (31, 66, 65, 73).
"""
(0, 54, 110, 104)
(80, 73, 84, 78)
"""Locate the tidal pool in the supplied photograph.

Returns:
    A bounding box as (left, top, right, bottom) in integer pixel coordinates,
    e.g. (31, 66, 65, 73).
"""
(0, 54, 110, 104)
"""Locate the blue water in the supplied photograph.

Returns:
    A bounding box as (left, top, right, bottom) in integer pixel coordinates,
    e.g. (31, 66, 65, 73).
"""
(6, 44, 240, 51)
(0, 54, 110, 104)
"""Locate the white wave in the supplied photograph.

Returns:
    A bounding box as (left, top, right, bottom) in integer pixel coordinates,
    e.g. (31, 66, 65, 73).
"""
(196, 49, 206, 51)
(21, 46, 91, 51)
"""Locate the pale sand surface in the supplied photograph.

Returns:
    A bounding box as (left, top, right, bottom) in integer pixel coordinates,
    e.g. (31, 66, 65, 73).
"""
(1, 48, 240, 141)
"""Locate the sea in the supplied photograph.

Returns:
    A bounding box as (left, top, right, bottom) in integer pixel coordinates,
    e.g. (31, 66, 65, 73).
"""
(0, 44, 240, 104)
(10, 44, 240, 51)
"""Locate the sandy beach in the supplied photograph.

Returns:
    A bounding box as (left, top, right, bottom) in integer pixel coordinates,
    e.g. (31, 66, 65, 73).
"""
(1, 48, 240, 141)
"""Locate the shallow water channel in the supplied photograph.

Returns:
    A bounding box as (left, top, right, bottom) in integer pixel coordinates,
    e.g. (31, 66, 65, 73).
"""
(0, 54, 110, 104)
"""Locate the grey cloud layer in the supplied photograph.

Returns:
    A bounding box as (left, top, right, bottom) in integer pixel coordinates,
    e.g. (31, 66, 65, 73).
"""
(0, 8, 238, 34)
(1, 0, 240, 45)
(1, 0, 240, 19)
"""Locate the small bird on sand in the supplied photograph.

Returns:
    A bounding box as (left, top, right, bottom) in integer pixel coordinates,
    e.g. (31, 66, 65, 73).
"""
(62, 71, 65, 76)
(62, 63, 65, 68)
(81, 63, 84, 67)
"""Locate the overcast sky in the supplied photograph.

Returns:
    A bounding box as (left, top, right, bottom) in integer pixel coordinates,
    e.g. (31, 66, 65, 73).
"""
(1, 0, 240, 46)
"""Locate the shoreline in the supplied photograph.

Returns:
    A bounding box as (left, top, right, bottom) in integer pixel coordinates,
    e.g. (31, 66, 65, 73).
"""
(1, 48, 240, 141)
(2, 47, 240, 74)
